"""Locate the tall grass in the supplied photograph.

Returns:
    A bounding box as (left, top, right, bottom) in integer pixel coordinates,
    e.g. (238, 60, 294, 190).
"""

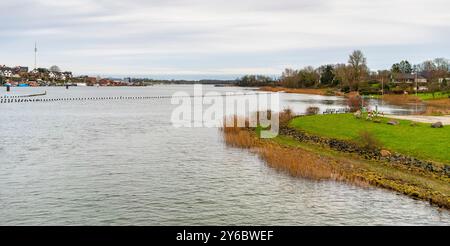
(423, 98, 450, 115)
(381, 94, 421, 105)
(221, 112, 336, 180)
(257, 144, 335, 180)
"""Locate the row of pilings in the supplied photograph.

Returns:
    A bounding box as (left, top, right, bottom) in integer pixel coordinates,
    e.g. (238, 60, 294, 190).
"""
(0, 96, 174, 104)
(0, 93, 257, 104)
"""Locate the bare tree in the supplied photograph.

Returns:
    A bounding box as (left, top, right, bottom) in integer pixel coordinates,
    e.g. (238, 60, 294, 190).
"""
(348, 50, 368, 90)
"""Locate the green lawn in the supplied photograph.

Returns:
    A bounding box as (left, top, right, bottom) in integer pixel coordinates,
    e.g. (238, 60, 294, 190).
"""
(367, 92, 449, 100)
(289, 114, 450, 164)
(416, 92, 449, 100)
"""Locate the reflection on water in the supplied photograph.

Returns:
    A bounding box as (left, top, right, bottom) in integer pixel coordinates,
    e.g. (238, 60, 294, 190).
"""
(285, 99, 342, 105)
(0, 85, 448, 225)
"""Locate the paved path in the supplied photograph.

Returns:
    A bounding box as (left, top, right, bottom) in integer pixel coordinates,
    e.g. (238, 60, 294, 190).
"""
(385, 115, 450, 125)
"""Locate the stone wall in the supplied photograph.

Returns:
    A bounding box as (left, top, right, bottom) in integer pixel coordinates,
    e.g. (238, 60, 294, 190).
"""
(281, 127, 450, 178)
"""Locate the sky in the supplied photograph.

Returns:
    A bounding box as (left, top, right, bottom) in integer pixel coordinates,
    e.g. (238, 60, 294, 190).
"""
(0, 0, 449, 79)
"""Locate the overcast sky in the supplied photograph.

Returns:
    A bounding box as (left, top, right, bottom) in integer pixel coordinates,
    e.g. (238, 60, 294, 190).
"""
(1, 0, 449, 79)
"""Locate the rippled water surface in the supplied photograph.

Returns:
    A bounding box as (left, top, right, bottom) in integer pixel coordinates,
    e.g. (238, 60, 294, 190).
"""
(0, 85, 448, 225)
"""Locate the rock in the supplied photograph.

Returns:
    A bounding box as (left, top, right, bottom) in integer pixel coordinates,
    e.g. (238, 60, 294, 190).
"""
(387, 120, 399, 125)
(380, 149, 391, 157)
(431, 122, 443, 128)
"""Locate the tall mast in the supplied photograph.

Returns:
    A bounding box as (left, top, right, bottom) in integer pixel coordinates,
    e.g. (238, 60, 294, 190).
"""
(34, 42, 37, 69)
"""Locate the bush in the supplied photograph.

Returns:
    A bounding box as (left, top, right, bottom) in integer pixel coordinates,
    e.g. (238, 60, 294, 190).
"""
(279, 108, 295, 126)
(347, 94, 366, 112)
(357, 130, 381, 150)
(305, 106, 320, 115)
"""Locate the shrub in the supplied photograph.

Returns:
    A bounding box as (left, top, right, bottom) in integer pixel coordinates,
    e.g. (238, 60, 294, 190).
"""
(357, 130, 381, 150)
(347, 94, 363, 112)
(305, 106, 320, 115)
(279, 107, 295, 126)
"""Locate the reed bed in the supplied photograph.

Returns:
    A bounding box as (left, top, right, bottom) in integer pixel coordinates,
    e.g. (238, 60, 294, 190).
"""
(423, 98, 450, 115)
(380, 94, 421, 105)
(220, 112, 338, 181)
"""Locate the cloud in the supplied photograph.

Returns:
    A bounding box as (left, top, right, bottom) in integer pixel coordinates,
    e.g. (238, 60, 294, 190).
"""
(0, 0, 449, 77)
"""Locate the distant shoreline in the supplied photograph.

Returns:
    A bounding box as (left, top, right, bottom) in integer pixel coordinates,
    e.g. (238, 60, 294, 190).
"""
(258, 86, 344, 96)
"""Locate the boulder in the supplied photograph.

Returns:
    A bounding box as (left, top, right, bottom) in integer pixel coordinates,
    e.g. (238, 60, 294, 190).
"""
(380, 149, 391, 157)
(431, 122, 443, 128)
(387, 120, 399, 125)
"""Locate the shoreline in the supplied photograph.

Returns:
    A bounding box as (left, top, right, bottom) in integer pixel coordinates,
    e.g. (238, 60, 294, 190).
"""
(258, 86, 344, 96)
(222, 114, 450, 209)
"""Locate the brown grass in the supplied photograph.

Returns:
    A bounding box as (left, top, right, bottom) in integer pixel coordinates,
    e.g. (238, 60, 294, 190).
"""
(222, 127, 259, 149)
(221, 125, 336, 180)
(423, 98, 450, 115)
(259, 86, 342, 96)
(258, 144, 335, 180)
(381, 94, 421, 105)
(221, 113, 337, 180)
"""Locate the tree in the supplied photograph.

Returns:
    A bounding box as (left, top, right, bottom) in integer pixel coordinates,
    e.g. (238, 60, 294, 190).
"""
(49, 65, 61, 73)
(281, 68, 299, 88)
(348, 50, 368, 90)
(391, 63, 401, 74)
(236, 75, 274, 87)
(416, 60, 444, 83)
(298, 66, 319, 88)
(428, 81, 440, 99)
(319, 65, 335, 86)
(392, 60, 412, 74)
(433, 58, 449, 72)
(334, 63, 352, 90)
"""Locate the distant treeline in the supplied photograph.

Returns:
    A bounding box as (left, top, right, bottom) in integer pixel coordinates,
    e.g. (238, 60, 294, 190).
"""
(130, 79, 237, 85)
(235, 50, 450, 94)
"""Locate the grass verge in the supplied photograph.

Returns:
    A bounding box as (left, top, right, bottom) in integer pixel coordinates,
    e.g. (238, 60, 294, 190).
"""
(289, 114, 450, 164)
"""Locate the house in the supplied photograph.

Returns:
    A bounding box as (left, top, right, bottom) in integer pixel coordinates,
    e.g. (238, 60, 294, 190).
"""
(98, 79, 112, 86)
(85, 77, 97, 86)
(438, 77, 450, 84)
(49, 72, 57, 79)
(63, 71, 73, 79)
(49, 71, 66, 80)
(393, 73, 427, 84)
(13, 66, 28, 74)
(0, 66, 13, 77)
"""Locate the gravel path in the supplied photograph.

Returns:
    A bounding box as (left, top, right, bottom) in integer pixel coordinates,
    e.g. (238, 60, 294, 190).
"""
(385, 115, 450, 125)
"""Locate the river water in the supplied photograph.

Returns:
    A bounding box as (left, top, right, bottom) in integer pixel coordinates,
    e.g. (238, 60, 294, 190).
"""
(0, 85, 448, 225)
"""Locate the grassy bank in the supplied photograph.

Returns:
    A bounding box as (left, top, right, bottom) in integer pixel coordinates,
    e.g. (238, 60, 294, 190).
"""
(416, 92, 450, 100)
(221, 123, 450, 208)
(289, 114, 449, 164)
